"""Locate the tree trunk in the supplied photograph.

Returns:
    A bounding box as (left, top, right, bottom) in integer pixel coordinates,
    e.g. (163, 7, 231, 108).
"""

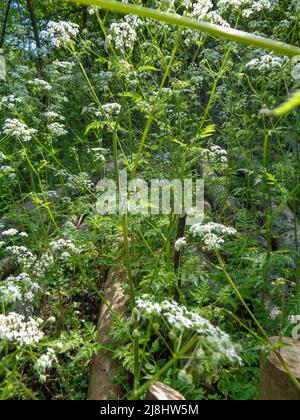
(26, 0, 43, 72)
(0, 0, 13, 48)
(82, 6, 88, 30)
(260, 337, 300, 400)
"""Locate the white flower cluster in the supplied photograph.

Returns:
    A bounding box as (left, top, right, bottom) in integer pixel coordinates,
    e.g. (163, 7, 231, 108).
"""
(245, 0, 273, 17)
(102, 102, 121, 117)
(0, 312, 44, 346)
(183, 0, 213, 19)
(28, 78, 52, 91)
(290, 0, 300, 14)
(108, 18, 138, 52)
(81, 103, 99, 118)
(88, 6, 98, 15)
(292, 63, 300, 81)
(6, 245, 36, 270)
(0, 95, 22, 110)
(47, 122, 68, 137)
(0, 272, 40, 306)
(174, 237, 187, 252)
(0, 283, 22, 305)
(41, 21, 79, 48)
(44, 111, 65, 121)
(217, 0, 272, 13)
(0, 164, 15, 179)
(33, 251, 54, 278)
(269, 306, 282, 321)
(52, 60, 76, 72)
(2, 118, 37, 142)
(202, 145, 228, 164)
(1, 228, 28, 238)
(246, 55, 287, 72)
(190, 222, 237, 250)
(217, 0, 247, 12)
(50, 239, 79, 259)
(59, 170, 94, 192)
(34, 348, 57, 381)
(136, 299, 242, 364)
(206, 11, 229, 27)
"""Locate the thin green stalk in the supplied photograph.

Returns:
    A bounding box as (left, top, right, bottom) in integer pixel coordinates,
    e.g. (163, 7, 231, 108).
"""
(215, 250, 300, 394)
(132, 29, 182, 177)
(24, 152, 60, 234)
(129, 335, 199, 400)
(112, 129, 138, 392)
(112, 131, 135, 303)
(69, 0, 300, 58)
(197, 45, 232, 135)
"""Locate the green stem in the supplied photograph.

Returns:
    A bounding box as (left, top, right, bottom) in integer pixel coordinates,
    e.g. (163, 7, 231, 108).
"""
(69, 0, 300, 57)
(132, 29, 182, 177)
(215, 250, 300, 394)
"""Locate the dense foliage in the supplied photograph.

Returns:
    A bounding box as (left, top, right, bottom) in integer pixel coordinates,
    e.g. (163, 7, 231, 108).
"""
(0, 0, 299, 400)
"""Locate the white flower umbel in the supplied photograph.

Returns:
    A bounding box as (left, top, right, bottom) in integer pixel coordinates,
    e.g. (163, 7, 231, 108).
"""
(183, 0, 213, 19)
(3, 119, 37, 142)
(50, 239, 79, 259)
(269, 307, 282, 321)
(0, 283, 22, 305)
(190, 222, 237, 250)
(1, 228, 19, 237)
(136, 299, 242, 364)
(1, 229, 28, 238)
(174, 237, 187, 252)
(47, 122, 68, 137)
(217, 0, 247, 12)
(41, 21, 79, 48)
(88, 6, 98, 15)
(6, 246, 37, 270)
(0, 312, 44, 346)
(28, 78, 52, 91)
(202, 145, 228, 165)
(102, 102, 121, 117)
(107, 19, 138, 52)
(0, 95, 22, 110)
(0, 272, 40, 306)
(44, 111, 65, 121)
(246, 54, 287, 72)
(34, 348, 57, 382)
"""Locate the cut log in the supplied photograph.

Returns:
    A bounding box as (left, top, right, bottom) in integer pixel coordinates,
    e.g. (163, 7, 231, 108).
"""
(260, 337, 300, 400)
(87, 265, 129, 400)
(146, 382, 186, 400)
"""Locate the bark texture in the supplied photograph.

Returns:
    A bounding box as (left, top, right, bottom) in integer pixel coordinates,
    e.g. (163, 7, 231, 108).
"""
(260, 337, 300, 401)
(87, 265, 129, 400)
(146, 382, 186, 400)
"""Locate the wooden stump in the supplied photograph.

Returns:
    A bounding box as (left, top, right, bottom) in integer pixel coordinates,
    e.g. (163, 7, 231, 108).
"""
(87, 265, 129, 400)
(146, 382, 185, 400)
(260, 337, 300, 400)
